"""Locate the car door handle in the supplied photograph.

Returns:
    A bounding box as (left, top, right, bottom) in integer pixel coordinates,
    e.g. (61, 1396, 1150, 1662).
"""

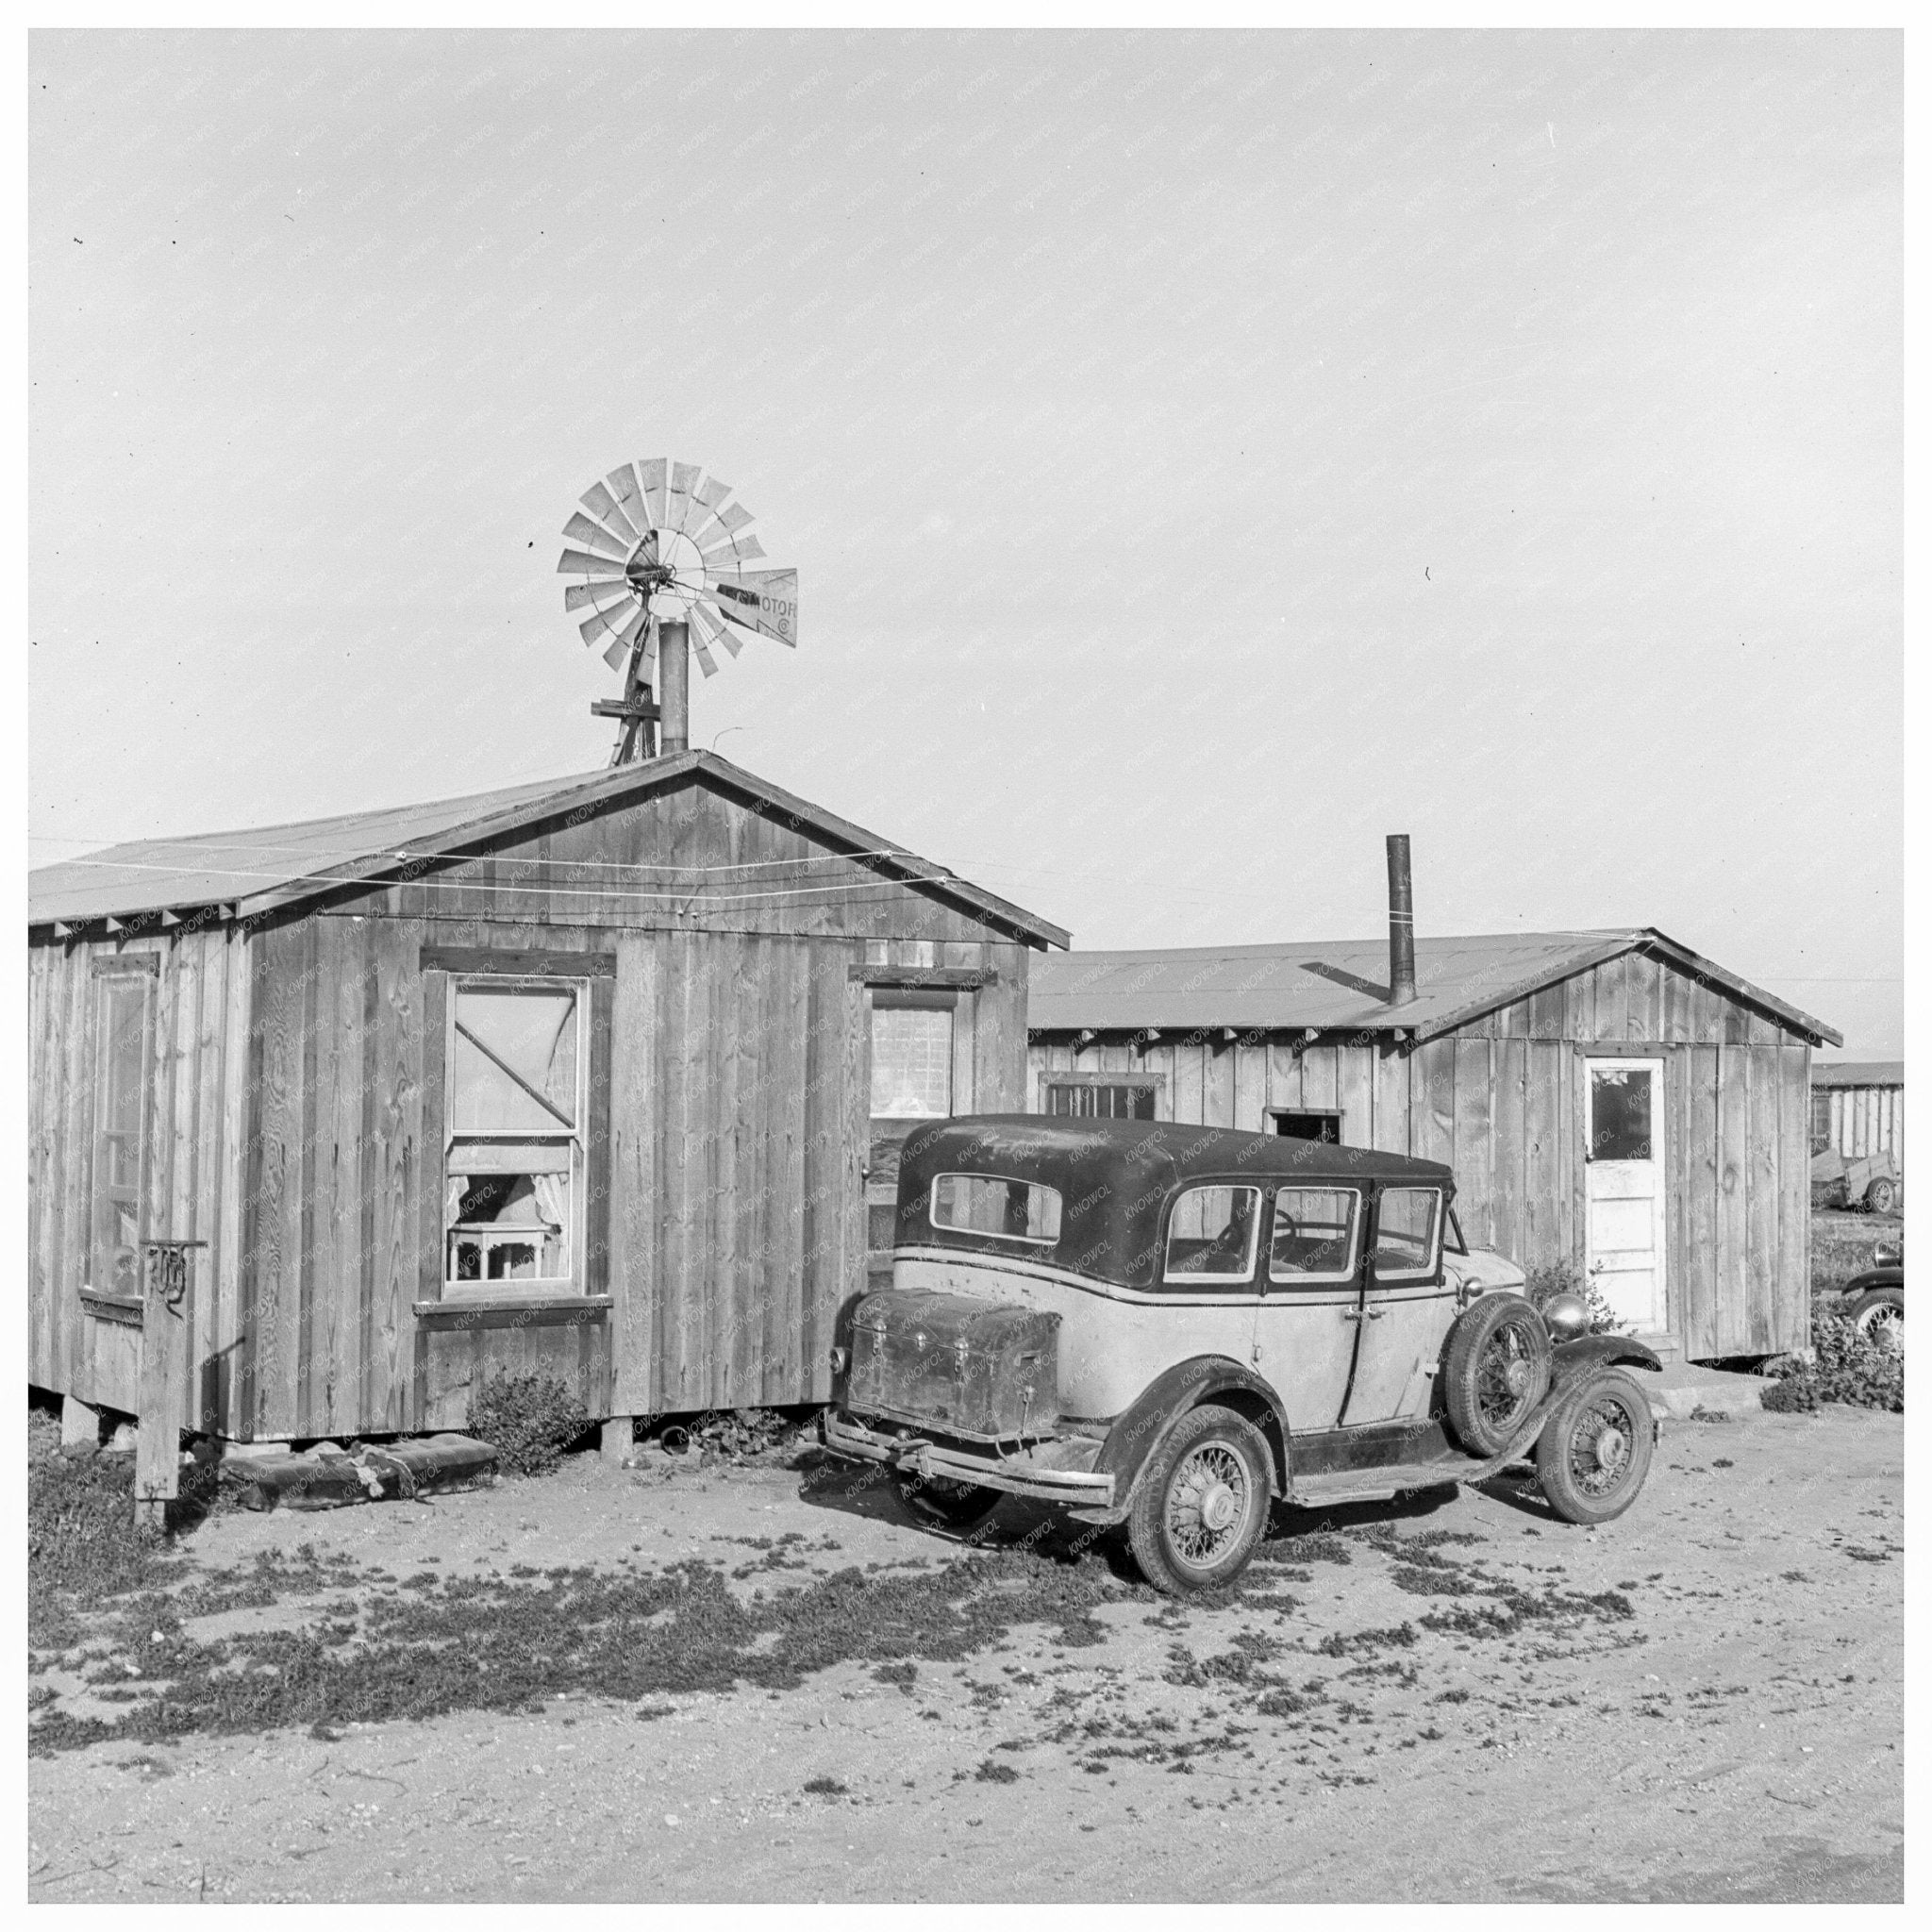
(1341, 1307, 1384, 1323)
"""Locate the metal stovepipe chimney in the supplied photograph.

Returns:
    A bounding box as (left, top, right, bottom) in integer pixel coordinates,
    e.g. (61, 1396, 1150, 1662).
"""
(1387, 833, 1417, 1007)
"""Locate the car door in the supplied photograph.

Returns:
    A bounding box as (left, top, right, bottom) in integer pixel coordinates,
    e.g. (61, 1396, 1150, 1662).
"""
(1249, 1184, 1366, 1432)
(1341, 1183, 1456, 1425)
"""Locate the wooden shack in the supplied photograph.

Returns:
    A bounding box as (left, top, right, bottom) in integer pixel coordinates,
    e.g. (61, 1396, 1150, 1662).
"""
(1028, 928, 1840, 1361)
(27, 751, 1067, 1444)
(1809, 1059, 1905, 1204)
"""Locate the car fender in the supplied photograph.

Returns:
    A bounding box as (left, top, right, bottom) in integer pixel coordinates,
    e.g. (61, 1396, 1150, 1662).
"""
(1547, 1332, 1663, 1399)
(1089, 1357, 1292, 1524)
(1840, 1267, 1904, 1300)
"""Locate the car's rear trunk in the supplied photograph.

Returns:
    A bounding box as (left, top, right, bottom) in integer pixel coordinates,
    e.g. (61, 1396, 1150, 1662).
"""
(845, 1290, 1061, 1441)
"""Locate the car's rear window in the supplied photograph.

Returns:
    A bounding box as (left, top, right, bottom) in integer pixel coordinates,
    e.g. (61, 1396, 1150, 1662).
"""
(929, 1173, 1063, 1245)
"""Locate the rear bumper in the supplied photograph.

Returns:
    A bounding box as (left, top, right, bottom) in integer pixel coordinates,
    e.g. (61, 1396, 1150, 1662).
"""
(821, 1410, 1116, 1508)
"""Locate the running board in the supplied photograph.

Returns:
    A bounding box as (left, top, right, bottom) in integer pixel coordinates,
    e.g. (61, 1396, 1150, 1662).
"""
(1289, 1453, 1501, 1510)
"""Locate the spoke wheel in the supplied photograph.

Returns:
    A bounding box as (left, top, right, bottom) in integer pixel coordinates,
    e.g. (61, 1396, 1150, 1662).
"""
(1127, 1404, 1271, 1597)
(1443, 1293, 1554, 1457)
(1535, 1367, 1656, 1525)
(1849, 1291, 1904, 1357)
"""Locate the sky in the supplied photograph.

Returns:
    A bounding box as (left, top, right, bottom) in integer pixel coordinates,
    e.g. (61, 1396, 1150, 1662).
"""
(27, 28, 1902, 1054)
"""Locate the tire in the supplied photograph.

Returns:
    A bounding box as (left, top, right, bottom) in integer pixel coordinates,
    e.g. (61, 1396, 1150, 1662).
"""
(1535, 1368, 1656, 1525)
(1865, 1176, 1899, 1217)
(893, 1470, 1002, 1534)
(1846, 1288, 1904, 1356)
(1441, 1293, 1554, 1457)
(1126, 1404, 1272, 1597)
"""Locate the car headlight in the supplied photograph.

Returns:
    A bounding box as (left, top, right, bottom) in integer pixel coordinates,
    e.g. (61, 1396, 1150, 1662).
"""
(1541, 1291, 1589, 1341)
(828, 1345, 849, 1375)
(1873, 1240, 1902, 1268)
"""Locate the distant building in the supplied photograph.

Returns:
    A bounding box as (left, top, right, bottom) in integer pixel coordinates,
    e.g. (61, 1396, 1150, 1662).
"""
(1028, 926, 1840, 1362)
(1810, 1059, 1905, 1183)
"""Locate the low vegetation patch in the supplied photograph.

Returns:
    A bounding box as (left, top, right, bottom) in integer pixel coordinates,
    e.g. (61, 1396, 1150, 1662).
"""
(1762, 1312, 1903, 1414)
(467, 1372, 590, 1478)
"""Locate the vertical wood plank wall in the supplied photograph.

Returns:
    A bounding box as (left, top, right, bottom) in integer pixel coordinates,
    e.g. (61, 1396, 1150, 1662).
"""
(1029, 949, 1817, 1357)
(1823, 1086, 1905, 1173)
(29, 775, 1040, 1436)
(27, 924, 253, 1434)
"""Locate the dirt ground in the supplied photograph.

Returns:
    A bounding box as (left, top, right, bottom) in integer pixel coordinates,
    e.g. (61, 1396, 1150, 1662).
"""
(28, 1401, 1903, 1904)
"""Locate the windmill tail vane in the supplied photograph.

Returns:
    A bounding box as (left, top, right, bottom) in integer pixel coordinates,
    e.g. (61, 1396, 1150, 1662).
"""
(557, 458, 797, 765)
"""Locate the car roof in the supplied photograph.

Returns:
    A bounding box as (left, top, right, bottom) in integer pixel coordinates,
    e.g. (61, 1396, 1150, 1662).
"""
(894, 1115, 1452, 1291)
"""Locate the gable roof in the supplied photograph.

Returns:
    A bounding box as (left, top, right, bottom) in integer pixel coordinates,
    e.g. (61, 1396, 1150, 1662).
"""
(26, 751, 1071, 951)
(1811, 1059, 1904, 1089)
(1028, 928, 1840, 1048)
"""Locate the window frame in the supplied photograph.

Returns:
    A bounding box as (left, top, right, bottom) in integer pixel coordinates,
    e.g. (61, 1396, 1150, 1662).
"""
(441, 972, 592, 1301)
(1160, 1182, 1264, 1287)
(1040, 1071, 1165, 1121)
(86, 957, 159, 1307)
(1265, 1184, 1364, 1289)
(927, 1172, 1065, 1248)
(1369, 1184, 1445, 1286)
(868, 988, 958, 1125)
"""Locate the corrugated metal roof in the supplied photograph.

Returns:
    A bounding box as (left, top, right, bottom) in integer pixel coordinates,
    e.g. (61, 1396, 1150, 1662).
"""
(1029, 929, 1840, 1048)
(26, 751, 1071, 949)
(1811, 1059, 1904, 1089)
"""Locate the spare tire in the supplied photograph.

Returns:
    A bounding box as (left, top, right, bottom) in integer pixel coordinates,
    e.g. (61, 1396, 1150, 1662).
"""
(1441, 1292, 1554, 1457)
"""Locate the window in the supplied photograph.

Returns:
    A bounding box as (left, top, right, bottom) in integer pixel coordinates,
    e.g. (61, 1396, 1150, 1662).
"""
(1371, 1187, 1442, 1283)
(91, 972, 154, 1301)
(930, 1174, 1063, 1245)
(444, 979, 587, 1294)
(1809, 1091, 1832, 1155)
(1589, 1067, 1653, 1161)
(1269, 1188, 1361, 1284)
(1163, 1185, 1261, 1283)
(871, 1002, 953, 1120)
(1044, 1080, 1158, 1121)
(1270, 1109, 1342, 1144)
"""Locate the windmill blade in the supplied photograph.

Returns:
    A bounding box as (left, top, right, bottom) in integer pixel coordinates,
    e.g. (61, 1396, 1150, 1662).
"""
(691, 629, 720, 678)
(716, 501, 755, 535)
(561, 512, 632, 561)
(667, 461, 704, 532)
(564, 579, 636, 612)
(636, 458, 668, 528)
(708, 568, 798, 646)
(605, 463, 649, 534)
(579, 481, 641, 545)
(692, 600, 742, 661)
(558, 546, 630, 577)
(597, 603, 652, 669)
(639, 613, 658, 663)
(579, 601, 634, 647)
(700, 532, 766, 569)
(696, 475, 733, 515)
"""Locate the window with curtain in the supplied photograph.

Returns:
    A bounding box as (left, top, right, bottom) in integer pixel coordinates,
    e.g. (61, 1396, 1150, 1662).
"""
(444, 979, 586, 1293)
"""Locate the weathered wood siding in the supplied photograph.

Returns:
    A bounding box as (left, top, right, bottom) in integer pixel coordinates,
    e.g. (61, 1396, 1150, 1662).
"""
(26, 924, 253, 1432)
(1820, 1085, 1905, 1173)
(30, 773, 1039, 1438)
(1029, 947, 1815, 1358)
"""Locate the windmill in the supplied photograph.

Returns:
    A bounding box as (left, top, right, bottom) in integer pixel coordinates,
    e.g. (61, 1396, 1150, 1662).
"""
(556, 459, 798, 763)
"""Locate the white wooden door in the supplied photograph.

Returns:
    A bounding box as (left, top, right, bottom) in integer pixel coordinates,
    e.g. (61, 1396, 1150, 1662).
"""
(1585, 1058, 1666, 1332)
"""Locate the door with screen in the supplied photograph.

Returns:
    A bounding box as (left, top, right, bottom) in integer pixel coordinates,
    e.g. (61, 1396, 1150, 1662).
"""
(1585, 1058, 1666, 1332)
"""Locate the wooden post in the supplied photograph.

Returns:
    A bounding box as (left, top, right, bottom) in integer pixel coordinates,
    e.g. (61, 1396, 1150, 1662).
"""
(600, 1415, 634, 1464)
(135, 1241, 201, 1528)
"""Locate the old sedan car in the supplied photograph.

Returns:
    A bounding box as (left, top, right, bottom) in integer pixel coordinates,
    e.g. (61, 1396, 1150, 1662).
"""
(822, 1116, 1662, 1595)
